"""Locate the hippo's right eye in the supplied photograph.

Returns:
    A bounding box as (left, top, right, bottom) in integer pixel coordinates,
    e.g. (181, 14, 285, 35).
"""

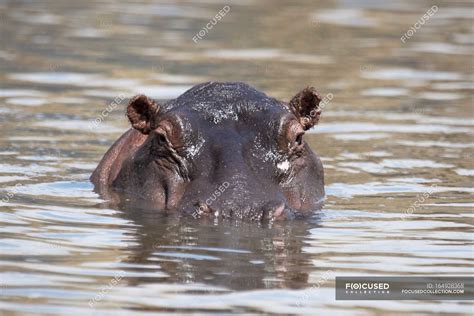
(154, 117, 185, 151)
(156, 132, 167, 144)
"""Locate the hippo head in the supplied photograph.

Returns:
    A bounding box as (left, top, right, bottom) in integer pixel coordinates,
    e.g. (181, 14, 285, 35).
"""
(109, 82, 324, 221)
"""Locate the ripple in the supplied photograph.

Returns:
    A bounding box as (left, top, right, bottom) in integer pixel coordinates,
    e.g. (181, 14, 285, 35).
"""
(153, 252, 221, 261)
(204, 48, 281, 59)
(312, 9, 376, 27)
(9, 72, 100, 85)
(203, 49, 332, 64)
(455, 168, 474, 176)
(8, 72, 142, 90)
(360, 87, 408, 97)
(0, 176, 29, 183)
(131, 85, 193, 99)
(331, 133, 389, 140)
(10, 12, 62, 25)
(326, 111, 474, 126)
(338, 162, 391, 174)
(361, 68, 462, 81)
(397, 140, 474, 148)
(0, 163, 58, 176)
(326, 182, 473, 198)
(409, 42, 472, 55)
(0, 238, 71, 256)
(6, 97, 48, 106)
(418, 91, 462, 100)
(315, 122, 471, 134)
(8, 181, 97, 199)
(151, 73, 206, 84)
(158, 245, 251, 254)
(431, 81, 474, 90)
(380, 159, 454, 169)
(54, 97, 89, 104)
(69, 28, 106, 38)
(35, 120, 123, 133)
(1, 2, 473, 315)
(0, 89, 48, 97)
(105, 3, 214, 18)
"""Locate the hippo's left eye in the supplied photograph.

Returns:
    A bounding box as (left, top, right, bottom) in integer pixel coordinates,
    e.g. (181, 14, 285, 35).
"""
(156, 132, 168, 144)
(153, 117, 184, 150)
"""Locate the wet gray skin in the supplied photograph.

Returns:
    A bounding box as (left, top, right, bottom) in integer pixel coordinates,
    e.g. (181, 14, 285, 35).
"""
(91, 82, 325, 220)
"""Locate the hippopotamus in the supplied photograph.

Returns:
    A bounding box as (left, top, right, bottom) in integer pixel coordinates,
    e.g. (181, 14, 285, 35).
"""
(91, 82, 324, 221)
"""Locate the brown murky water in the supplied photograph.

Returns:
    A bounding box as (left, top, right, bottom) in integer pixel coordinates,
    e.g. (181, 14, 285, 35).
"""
(1, 0, 473, 315)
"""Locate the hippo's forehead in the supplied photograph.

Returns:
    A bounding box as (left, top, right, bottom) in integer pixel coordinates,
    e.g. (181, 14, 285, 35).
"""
(165, 82, 289, 125)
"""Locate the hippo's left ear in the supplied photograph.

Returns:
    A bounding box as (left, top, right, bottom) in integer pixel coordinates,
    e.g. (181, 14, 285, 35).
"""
(288, 87, 322, 130)
(127, 94, 161, 134)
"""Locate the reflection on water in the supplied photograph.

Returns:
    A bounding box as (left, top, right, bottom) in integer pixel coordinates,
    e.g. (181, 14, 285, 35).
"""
(0, 0, 473, 315)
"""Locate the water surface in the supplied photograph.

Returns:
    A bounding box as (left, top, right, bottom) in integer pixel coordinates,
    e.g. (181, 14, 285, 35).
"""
(0, 0, 473, 315)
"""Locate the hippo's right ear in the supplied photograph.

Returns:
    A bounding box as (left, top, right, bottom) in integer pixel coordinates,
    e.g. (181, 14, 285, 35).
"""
(288, 87, 322, 131)
(127, 94, 161, 134)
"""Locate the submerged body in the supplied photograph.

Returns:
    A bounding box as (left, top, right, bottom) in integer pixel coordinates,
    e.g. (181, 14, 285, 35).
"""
(91, 82, 324, 220)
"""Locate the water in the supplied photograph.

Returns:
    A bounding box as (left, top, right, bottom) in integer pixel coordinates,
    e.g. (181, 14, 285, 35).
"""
(1, 0, 473, 315)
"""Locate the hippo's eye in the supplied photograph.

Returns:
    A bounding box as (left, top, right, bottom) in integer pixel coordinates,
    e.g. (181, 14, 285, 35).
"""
(156, 132, 167, 144)
(154, 117, 185, 152)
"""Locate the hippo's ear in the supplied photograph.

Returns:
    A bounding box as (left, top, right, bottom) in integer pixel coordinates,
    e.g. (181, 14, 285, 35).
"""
(288, 87, 322, 130)
(127, 94, 161, 134)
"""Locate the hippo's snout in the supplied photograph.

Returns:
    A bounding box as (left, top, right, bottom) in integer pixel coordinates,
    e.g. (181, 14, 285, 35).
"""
(192, 199, 296, 222)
